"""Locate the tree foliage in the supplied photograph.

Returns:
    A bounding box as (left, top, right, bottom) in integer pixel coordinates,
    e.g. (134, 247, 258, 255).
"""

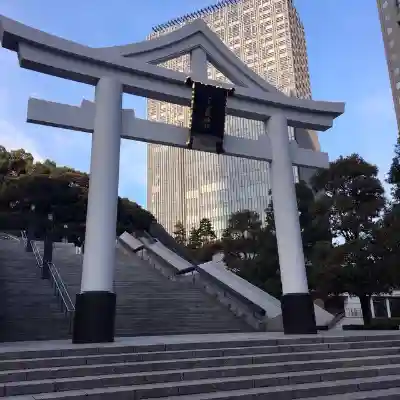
(219, 181, 323, 299)
(188, 227, 202, 252)
(0, 146, 155, 240)
(387, 137, 400, 203)
(197, 218, 216, 245)
(173, 221, 187, 246)
(311, 154, 388, 324)
(221, 210, 262, 271)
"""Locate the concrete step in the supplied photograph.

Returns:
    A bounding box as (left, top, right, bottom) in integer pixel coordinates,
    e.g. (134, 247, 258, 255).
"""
(49, 245, 253, 336)
(0, 335, 400, 398)
(0, 241, 72, 342)
(0, 238, 252, 341)
(156, 384, 400, 400)
(2, 370, 400, 399)
(1, 340, 400, 372)
(0, 334, 399, 360)
(288, 388, 400, 400)
(1, 352, 400, 385)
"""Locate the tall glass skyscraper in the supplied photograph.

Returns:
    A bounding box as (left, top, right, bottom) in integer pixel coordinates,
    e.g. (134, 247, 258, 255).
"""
(147, 0, 318, 237)
(376, 0, 400, 131)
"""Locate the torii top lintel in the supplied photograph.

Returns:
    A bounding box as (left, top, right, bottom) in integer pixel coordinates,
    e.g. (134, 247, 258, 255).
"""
(0, 15, 344, 131)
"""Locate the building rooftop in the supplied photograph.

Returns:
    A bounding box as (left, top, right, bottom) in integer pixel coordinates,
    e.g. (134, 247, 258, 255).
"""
(152, 0, 241, 33)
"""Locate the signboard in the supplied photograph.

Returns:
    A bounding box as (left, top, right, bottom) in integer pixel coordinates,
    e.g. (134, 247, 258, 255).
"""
(185, 77, 234, 154)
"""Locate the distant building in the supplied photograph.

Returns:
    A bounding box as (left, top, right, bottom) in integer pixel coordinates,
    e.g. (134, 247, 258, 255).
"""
(377, 0, 400, 130)
(344, 293, 400, 325)
(147, 0, 318, 237)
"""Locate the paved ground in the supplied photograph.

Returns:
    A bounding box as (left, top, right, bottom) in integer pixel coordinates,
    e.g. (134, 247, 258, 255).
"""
(0, 330, 398, 354)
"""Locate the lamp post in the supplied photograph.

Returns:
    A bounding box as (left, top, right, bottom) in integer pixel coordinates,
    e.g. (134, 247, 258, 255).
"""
(25, 204, 36, 252)
(63, 224, 68, 243)
(42, 212, 53, 279)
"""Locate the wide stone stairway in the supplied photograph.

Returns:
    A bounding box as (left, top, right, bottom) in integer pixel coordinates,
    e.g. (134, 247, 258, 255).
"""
(0, 333, 399, 398)
(2, 239, 400, 398)
(0, 240, 70, 342)
(23, 240, 252, 339)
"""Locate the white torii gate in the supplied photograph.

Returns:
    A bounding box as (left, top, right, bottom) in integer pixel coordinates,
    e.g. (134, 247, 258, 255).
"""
(0, 16, 344, 344)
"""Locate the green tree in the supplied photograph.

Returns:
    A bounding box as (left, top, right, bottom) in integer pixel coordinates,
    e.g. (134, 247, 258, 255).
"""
(220, 181, 323, 299)
(257, 204, 282, 297)
(188, 227, 202, 253)
(256, 181, 323, 298)
(0, 146, 10, 182)
(197, 218, 216, 245)
(173, 221, 187, 246)
(8, 149, 34, 176)
(117, 197, 155, 235)
(387, 136, 400, 203)
(221, 210, 264, 285)
(311, 154, 387, 324)
(0, 145, 157, 240)
(371, 139, 400, 293)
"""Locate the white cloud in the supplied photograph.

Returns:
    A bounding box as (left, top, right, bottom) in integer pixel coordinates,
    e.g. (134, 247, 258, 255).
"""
(0, 87, 44, 162)
(0, 118, 44, 162)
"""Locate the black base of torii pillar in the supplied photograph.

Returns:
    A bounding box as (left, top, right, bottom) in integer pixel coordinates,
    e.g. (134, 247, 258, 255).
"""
(73, 292, 116, 343)
(281, 293, 317, 334)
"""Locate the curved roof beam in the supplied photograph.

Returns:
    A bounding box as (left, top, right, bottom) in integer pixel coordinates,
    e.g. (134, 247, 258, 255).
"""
(0, 15, 345, 130)
(98, 19, 283, 94)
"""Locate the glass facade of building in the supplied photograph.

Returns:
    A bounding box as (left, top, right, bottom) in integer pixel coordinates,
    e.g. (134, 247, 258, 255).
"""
(147, 0, 316, 237)
(377, 0, 400, 131)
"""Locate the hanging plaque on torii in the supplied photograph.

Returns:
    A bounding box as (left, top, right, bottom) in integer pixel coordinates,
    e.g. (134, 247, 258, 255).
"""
(185, 77, 235, 154)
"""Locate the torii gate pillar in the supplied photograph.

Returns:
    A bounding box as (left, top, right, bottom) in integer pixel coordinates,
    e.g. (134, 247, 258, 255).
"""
(268, 114, 316, 333)
(73, 77, 122, 343)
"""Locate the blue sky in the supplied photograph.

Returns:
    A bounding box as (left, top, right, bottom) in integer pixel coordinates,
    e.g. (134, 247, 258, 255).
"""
(0, 0, 397, 207)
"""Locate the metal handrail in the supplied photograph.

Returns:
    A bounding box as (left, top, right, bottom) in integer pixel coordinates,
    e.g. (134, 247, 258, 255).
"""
(48, 261, 75, 312)
(47, 262, 75, 331)
(0, 232, 20, 242)
(31, 238, 43, 268)
(21, 230, 27, 246)
(26, 235, 75, 331)
(176, 265, 197, 275)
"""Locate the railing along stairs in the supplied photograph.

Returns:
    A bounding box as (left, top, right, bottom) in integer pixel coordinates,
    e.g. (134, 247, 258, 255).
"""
(0, 232, 21, 242)
(21, 230, 75, 331)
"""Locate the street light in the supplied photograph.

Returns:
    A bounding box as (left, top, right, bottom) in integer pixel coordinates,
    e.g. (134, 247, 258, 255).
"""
(25, 204, 36, 252)
(42, 212, 54, 279)
(63, 224, 68, 243)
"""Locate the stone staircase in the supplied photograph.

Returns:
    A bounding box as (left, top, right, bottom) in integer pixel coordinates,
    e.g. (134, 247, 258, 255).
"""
(0, 239, 70, 342)
(0, 333, 399, 398)
(39, 242, 253, 337)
